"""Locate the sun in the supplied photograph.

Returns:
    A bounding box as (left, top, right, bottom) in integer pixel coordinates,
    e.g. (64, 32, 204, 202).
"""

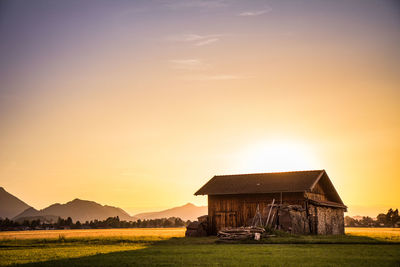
(235, 140, 321, 173)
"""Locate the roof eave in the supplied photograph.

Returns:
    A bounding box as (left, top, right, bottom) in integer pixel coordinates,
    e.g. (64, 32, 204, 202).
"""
(323, 172, 346, 206)
(194, 176, 217, 196)
(308, 199, 348, 209)
(195, 190, 307, 196)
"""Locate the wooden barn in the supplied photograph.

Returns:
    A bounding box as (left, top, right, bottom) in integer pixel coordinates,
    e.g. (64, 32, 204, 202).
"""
(195, 170, 347, 235)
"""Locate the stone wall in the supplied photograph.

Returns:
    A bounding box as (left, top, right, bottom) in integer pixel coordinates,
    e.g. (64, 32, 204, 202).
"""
(309, 205, 344, 235)
(288, 208, 311, 234)
(274, 204, 344, 235)
(266, 205, 311, 234)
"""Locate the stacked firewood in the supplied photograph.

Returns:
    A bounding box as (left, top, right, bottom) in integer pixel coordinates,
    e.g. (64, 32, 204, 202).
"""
(217, 227, 265, 240)
(185, 221, 208, 237)
(185, 215, 209, 237)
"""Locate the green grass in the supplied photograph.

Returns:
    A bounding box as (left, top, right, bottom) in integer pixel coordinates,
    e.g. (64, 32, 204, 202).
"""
(0, 229, 399, 266)
(241, 232, 400, 244)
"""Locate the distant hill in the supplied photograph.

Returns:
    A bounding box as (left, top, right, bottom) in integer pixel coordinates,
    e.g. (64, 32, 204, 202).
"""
(0, 187, 31, 219)
(13, 199, 136, 223)
(2, 187, 206, 222)
(134, 203, 207, 221)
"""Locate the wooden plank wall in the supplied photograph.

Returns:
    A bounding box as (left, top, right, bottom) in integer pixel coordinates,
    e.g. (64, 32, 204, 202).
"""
(306, 183, 329, 202)
(208, 192, 305, 234)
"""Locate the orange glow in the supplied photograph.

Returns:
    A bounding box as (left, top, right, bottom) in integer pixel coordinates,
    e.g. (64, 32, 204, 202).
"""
(0, 0, 399, 218)
(235, 140, 321, 173)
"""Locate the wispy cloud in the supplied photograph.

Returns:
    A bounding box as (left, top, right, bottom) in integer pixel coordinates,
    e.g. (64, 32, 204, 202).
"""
(239, 8, 271, 17)
(198, 74, 243, 81)
(195, 38, 219, 46)
(169, 58, 248, 81)
(169, 59, 206, 70)
(167, 33, 223, 46)
(183, 74, 247, 81)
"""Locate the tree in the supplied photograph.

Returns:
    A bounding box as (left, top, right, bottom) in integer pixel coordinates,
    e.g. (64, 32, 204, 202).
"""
(386, 208, 399, 227)
(57, 217, 65, 227)
(66, 217, 73, 226)
(376, 213, 386, 226)
(30, 219, 41, 228)
(360, 216, 374, 227)
(162, 219, 173, 228)
(344, 216, 356, 227)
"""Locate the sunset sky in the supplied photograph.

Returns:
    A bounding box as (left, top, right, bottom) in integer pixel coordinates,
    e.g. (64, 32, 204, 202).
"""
(0, 0, 399, 216)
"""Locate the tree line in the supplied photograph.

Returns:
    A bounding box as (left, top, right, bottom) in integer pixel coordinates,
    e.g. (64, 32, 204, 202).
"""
(2, 208, 398, 231)
(345, 208, 399, 227)
(0, 216, 189, 231)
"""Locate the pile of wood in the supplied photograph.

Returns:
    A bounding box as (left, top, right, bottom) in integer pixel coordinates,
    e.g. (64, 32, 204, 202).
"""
(217, 227, 265, 241)
(185, 215, 208, 237)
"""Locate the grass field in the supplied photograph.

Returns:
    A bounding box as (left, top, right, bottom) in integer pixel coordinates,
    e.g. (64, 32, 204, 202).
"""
(0, 228, 184, 240)
(0, 228, 399, 266)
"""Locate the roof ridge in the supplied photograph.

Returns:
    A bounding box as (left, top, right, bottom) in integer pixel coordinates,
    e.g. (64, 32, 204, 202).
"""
(214, 169, 324, 177)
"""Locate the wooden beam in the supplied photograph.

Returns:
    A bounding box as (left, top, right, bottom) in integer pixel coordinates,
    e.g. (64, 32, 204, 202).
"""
(265, 198, 275, 226)
(309, 170, 325, 191)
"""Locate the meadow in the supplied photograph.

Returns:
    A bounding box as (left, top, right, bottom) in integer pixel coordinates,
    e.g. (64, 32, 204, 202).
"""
(0, 228, 399, 266)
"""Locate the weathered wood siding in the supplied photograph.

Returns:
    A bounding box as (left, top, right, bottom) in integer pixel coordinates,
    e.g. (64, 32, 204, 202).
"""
(307, 183, 329, 202)
(208, 192, 305, 234)
(206, 175, 346, 235)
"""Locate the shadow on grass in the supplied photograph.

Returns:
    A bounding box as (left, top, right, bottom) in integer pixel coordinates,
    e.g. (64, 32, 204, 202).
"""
(10, 235, 400, 267)
(12, 237, 214, 267)
(239, 234, 400, 245)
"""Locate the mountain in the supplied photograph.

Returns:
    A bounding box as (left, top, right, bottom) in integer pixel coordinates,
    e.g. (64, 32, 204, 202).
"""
(2, 188, 206, 222)
(13, 199, 136, 223)
(13, 207, 39, 219)
(0, 187, 31, 219)
(11, 207, 59, 224)
(134, 203, 207, 221)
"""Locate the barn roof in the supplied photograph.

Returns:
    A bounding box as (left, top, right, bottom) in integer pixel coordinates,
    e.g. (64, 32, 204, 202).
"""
(194, 170, 344, 205)
(195, 170, 323, 195)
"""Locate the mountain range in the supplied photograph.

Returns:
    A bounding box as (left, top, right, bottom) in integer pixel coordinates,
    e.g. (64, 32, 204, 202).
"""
(134, 203, 207, 221)
(13, 198, 135, 223)
(0, 187, 206, 222)
(0, 187, 31, 219)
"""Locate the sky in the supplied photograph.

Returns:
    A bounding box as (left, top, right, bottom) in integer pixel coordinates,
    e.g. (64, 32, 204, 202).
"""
(0, 0, 399, 217)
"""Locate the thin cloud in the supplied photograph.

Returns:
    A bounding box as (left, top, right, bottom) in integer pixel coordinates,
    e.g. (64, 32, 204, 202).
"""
(169, 58, 248, 81)
(167, 33, 223, 46)
(195, 38, 219, 46)
(201, 75, 243, 80)
(183, 74, 246, 81)
(169, 59, 205, 70)
(239, 8, 271, 17)
(180, 34, 205, 41)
